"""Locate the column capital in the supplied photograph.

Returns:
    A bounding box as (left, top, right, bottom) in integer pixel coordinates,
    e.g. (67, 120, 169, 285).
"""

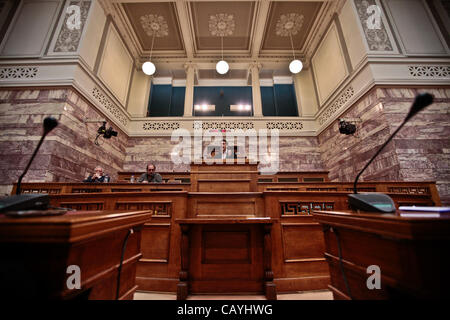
(184, 62, 197, 72)
(249, 61, 262, 71)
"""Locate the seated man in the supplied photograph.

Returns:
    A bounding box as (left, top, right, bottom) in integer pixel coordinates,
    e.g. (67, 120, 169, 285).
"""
(83, 166, 109, 183)
(138, 163, 163, 183)
(210, 139, 237, 160)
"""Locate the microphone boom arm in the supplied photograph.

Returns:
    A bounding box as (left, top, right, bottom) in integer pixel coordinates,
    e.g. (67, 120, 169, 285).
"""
(16, 133, 48, 195)
(353, 119, 407, 194)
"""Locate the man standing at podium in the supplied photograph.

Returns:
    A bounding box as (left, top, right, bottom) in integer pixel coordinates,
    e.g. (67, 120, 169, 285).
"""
(211, 139, 237, 160)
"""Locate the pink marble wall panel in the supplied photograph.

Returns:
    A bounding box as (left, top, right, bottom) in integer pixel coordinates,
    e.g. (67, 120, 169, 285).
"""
(0, 89, 60, 193)
(319, 87, 450, 205)
(383, 88, 450, 205)
(0, 88, 127, 193)
(124, 136, 325, 173)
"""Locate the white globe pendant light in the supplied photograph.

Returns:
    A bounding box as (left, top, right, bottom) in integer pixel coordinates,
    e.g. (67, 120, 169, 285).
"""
(289, 59, 303, 74)
(142, 61, 156, 75)
(216, 35, 229, 75)
(288, 33, 302, 74)
(216, 60, 229, 75)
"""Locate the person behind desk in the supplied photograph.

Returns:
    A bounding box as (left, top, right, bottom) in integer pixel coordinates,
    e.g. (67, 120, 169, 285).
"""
(83, 166, 109, 183)
(211, 139, 237, 159)
(138, 163, 163, 183)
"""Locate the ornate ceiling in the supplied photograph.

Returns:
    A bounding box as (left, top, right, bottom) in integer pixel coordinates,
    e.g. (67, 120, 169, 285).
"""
(102, 0, 344, 80)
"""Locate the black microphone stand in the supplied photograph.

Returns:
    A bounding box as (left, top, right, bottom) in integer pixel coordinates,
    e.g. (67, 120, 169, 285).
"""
(349, 93, 433, 213)
(16, 133, 49, 195)
(16, 117, 58, 195)
(353, 117, 407, 194)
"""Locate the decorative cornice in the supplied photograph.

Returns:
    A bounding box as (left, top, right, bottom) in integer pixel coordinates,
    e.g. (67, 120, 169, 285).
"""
(266, 122, 303, 130)
(92, 87, 128, 126)
(0, 66, 38, 79)
(408, 66, 450, 78)
(143, 122, 180, 131)
(318, 86, 355, 126)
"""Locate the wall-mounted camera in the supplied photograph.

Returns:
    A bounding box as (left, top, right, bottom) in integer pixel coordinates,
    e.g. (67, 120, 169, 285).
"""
(338, 119, 357, 135)
(95, 121, 118, 145)
(84, 119, 118, 146)
(97, 121, 118, 139)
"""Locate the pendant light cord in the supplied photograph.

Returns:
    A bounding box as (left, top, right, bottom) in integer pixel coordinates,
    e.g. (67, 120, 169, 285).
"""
(221, 35, 224, 61)
(150, 32, 155, 61)
(289, 33, 296, 60)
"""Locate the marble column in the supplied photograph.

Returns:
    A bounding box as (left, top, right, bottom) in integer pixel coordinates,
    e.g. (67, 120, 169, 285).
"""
(250, 62, 263, 117)
(183, 63, 196, 117)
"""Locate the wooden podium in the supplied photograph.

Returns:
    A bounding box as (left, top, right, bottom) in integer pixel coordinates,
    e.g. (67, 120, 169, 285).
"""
(190, 160, 258, 192)
(312, 210, 450, 299)
(0, 210, 151, 299)
(176, 217, 277, 300)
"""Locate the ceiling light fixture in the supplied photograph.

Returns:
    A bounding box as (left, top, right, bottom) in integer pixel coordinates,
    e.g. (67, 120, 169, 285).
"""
(288, 33, 303, 74)
(216, 35, 229, 75)
(142, 32, 156, 75)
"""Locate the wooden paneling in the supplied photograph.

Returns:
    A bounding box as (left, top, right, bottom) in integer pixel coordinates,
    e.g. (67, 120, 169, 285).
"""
(13, 182, 190, 194)
(176, 219, 274, 299)
(0, 210, 151, 300)
(10, 178, 442, 296)
(140, 224, 171, 262)
(202, 230, 251, 264)
(196, 200, 256, 216)
(198, 180, 251, 192)
(281, 224, 326, 261)
(188, 193, 264, 218)
(13, 180, 440, 208)
(313, 210, 450, 299)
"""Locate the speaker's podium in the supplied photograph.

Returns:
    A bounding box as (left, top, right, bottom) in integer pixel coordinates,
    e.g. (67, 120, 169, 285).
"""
(312, 209, 450, 299)
(190, 159, 258, 192)
(0, 210, 151, 299)
(176, 160, 277, 299)
(176, 217, 277, 300)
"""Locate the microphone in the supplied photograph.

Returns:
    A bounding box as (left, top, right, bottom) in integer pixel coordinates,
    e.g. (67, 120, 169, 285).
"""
(0, 117, 58, 213)
(348, 93, 434, 213)
(16, 117, 58, 195)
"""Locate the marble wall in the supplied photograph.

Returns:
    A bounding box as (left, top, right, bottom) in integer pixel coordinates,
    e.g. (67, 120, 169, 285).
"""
(124, 136, 325, 173)
(1, 86, 448, 205)
(319, 87, 450, 204)
(0, 88, 127, 195)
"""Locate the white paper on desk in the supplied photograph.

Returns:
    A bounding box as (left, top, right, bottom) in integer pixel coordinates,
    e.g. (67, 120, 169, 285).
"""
(399, 206, 450, 212)
(399, 212, 441, 218)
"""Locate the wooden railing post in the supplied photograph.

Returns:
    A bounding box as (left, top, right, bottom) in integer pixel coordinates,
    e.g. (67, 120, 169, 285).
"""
(177, 224, 190, 300)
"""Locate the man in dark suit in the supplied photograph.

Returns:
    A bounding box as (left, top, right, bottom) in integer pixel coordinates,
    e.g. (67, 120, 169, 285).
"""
(83, 166, 109, 183)
(210, 139, 237, 159)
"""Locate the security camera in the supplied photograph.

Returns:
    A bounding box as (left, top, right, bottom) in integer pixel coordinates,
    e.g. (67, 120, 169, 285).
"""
(104, 127, 118, 139)
(338, 119, 356, 135)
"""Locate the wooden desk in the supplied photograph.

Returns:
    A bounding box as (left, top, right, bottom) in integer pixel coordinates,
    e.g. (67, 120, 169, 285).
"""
(176, 217, 277, 300)
(0, 210, 151, 299)
(312, 210, 450, 299)
(12, 182, 190, 194)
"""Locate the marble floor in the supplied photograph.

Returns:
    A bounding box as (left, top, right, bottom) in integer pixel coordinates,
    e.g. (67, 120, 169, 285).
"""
(133, 290, 333, 300)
